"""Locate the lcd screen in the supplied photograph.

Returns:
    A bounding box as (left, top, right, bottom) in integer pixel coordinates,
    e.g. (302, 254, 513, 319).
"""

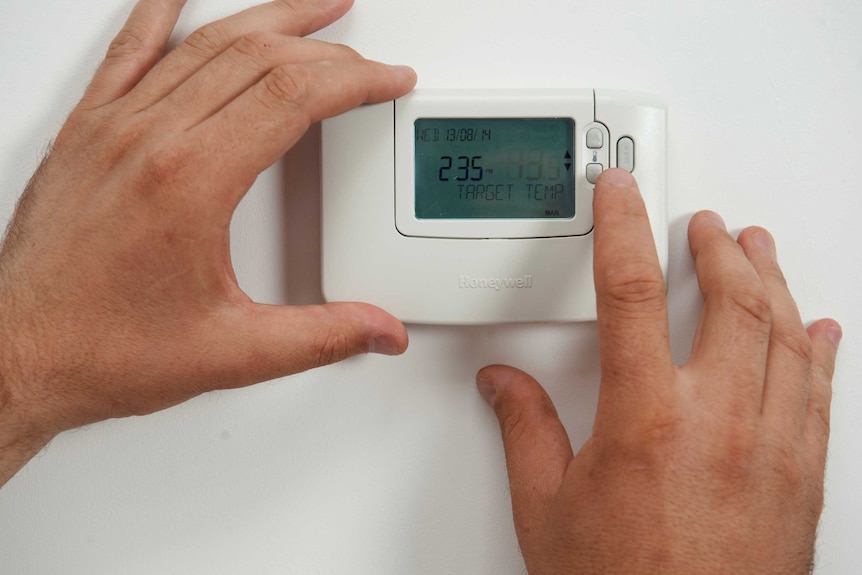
(414, 118, 575, 219)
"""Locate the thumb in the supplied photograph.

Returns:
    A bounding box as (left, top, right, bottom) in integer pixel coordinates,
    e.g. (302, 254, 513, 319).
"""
(477, 365, 573, 539)
(211, 301, 408, 387)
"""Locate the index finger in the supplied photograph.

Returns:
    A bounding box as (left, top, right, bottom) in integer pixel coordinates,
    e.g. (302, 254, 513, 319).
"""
(127, 0, 356, 109)
(592, 169, 673, 426)
(187, 58, 416, 203)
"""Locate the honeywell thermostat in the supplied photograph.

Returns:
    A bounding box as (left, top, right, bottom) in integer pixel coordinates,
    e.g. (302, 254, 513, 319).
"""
(321, 89, 667, 324)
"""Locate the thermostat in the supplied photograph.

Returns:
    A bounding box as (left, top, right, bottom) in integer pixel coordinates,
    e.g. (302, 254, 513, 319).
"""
(321, 89, 667, 324)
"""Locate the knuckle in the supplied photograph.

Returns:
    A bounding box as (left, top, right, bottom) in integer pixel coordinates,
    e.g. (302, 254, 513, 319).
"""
(716, 424, 759, 466)
(599, 257, 666, 314)
(494, 383, 560, 448)
(705, 426, 815, 507)
(57, 111, 153, 166)
(807, 378, 835, 447)
(230, 31, 277, 65)
(590, 433, 667, 481)
(137, 142, 191, 189)
(184, 23, 230, 60)
(98, 115, 155, 161)
(106, 23, 154, 61)
(313, 326, 352, 367)
(115, 115, 152, 145)
(772, 326, 814, 365)
(638, 414, 683, 446)
(494, 392, 559, 454)
(333, 42, 362, 60)
(807, 398, 832, 440)
(695, 426, 762, 495)
(722, 283, 772, 328)
(261, 65, 311, 114)
(499, 407, 531, 449)
(619, 414, 683, 462)
(816, 354, 837, 384)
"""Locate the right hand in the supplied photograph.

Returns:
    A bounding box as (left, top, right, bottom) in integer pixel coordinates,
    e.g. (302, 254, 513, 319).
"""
(477, 169, 841, 574)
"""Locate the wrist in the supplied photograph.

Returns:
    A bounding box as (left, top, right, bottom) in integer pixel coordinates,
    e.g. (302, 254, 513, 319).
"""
(0, 386, 50, 487)
(0, 366, 53, 487)
(0, 287, 54, 487)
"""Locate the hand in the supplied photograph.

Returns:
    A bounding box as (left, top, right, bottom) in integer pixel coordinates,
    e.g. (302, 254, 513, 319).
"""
(477, 169, 841, 574)
(0, 0, 415, 485)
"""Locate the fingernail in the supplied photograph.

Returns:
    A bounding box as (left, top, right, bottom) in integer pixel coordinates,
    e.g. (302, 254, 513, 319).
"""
(391, 64, 416, 77)
(827, 324, 843, 348)
(320, 0, 350, 9)
(702, 211, 726, 230)
(753, 229, 776, 256)
(597, 168, 635, 187)
(369, 335, 401, 356)
(476, 376, 497, 407)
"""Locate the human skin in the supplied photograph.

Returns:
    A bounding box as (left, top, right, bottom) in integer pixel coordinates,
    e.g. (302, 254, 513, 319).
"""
(0, 0, 415, 485)
(477, 168, 842, 574)
(0, 0, 843, 573)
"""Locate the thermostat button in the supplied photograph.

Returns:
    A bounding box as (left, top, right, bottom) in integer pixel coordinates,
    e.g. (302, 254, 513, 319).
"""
(586, 163, 604, 184)
(586, 128, 604, 149)
(617, 137, 635, 172)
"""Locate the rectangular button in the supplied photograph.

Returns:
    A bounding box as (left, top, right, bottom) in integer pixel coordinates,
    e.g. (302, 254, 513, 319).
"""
(617, 137, 634, 172)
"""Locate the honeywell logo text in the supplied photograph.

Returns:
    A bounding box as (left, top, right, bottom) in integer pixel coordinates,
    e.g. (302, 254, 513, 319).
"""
(458, 275, 534, 291)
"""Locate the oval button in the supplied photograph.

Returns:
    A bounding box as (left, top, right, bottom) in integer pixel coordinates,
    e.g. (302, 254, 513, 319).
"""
(617, 137, 635, 172)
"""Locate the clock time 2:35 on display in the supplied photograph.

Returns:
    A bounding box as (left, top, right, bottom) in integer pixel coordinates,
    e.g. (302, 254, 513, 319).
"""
(413, 117, 575, 219)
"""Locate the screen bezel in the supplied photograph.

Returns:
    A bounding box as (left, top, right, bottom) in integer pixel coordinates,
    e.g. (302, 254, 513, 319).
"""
(394, 90, 595, 239)
(412, 117, 576, 221)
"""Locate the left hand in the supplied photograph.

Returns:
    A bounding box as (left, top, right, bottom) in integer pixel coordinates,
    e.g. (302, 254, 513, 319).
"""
(0, 0, 415, 484)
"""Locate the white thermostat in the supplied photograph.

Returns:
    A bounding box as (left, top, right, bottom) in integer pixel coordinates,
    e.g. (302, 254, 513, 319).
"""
(321, 89, 666, 324)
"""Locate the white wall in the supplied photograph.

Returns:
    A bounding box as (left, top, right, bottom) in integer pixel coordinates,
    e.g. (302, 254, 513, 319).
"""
(1, 1, 859, 573)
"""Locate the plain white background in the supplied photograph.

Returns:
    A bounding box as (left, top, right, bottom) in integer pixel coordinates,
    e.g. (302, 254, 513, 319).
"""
(1, 0, 859, 573)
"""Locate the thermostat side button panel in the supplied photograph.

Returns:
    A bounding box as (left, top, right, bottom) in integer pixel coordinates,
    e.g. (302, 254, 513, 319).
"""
(595, 90, 668, 279)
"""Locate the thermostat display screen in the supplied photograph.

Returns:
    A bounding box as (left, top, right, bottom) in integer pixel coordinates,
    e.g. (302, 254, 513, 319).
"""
(413, 118, 575, 219)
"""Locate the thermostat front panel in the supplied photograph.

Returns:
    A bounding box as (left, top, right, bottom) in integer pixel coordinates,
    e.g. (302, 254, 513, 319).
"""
(322, 90, 667, 324)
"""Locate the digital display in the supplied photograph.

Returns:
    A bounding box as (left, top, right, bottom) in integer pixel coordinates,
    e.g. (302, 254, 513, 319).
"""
(414, 118, 575, 219)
